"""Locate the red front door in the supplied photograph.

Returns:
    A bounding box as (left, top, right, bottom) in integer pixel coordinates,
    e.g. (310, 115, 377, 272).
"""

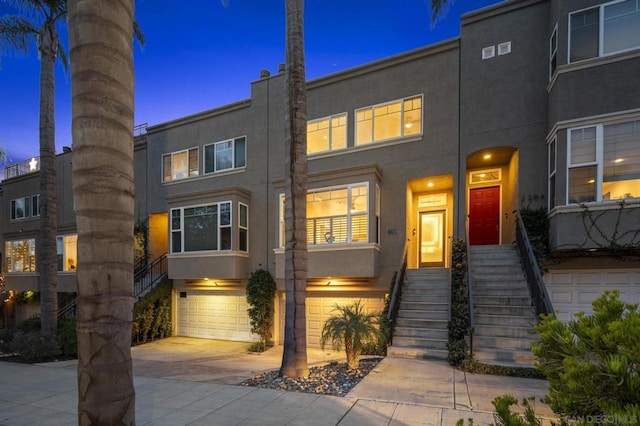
(469, 186, 500, 245)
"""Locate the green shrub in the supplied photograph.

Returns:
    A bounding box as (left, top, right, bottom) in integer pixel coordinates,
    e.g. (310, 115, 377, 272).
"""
(246, 269, 277, 350)
(533, 290, 640, 420)
(0, 328, 14, 353)
(460, 359, 545, 380)
(321, 301, 380, 370)
(448, 238, 469, 366)
(10, 331, 61, 363)
(57, 316, 77, 357)
(132, 279, 172, 344)
(362, 274, 394, 356)
(17, 314, 41, 333)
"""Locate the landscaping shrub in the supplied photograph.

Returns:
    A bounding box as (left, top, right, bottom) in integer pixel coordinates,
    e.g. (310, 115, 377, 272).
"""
(0, 328, 14, 353)
(57, 316, 77, 357)
(533, 290, 640, 421)
(519, 207, 550, 266)
(459, 358, 544, 380)
(17, 314, 41, 333)
(9, 331, 60, 363)
(132, 279, 172, 344)
(246, 269, 277, 351)
(447, 238, 469, 366)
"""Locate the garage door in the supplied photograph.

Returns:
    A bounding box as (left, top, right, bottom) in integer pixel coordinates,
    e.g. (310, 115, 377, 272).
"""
(545, 269, 640, 322)
(279, 293, 386, 348)
(177, 290, 257, 342)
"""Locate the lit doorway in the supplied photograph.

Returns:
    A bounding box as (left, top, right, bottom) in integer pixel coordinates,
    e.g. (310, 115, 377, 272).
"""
(419, 210, 446, 267)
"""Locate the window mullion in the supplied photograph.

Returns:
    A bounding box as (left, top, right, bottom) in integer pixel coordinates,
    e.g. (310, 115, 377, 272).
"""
(596, 124, 604, 201)
(599, 4, 605, 57)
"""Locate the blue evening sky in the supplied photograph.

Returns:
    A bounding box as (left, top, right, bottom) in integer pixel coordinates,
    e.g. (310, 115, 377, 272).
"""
(0, 0, 502, 163)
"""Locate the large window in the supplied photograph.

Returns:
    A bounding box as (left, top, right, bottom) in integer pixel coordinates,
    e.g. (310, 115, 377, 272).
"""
(5, 239, 36, 273)
(204, 136, 246, 174)
(162, 148, 199, 182)
(567, 120, 640, 204)
(569, 0, 640, 63)
(171, 202, 232, 253)
(57, 235, 78, 272)
(10, 195, 40, 220)
(279, 183, 370, 247)
(307, 113, 347, 155)
(355, 95, 422, 146)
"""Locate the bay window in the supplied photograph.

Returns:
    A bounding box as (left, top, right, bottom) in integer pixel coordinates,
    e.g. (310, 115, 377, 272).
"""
(171, 202, 233, 253)
(5, 239, 36, 273)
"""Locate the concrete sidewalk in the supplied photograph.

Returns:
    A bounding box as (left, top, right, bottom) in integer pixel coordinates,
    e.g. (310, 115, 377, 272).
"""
(0, 338, 556, 425)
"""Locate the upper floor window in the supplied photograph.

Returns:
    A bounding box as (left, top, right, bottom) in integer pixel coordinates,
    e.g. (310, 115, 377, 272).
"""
(549, 24, 558, 78)
(171, 202, 232, 253)
(5, 239, 36, 273)
(569, 0, 640, 63)
(307, 113, 347, 155)
(279, 183, 369, 247)
(163, 148, 199, 182)
(204, 136, 246, 174)
(10, 195, 40, 221)
(567, 120, 640, 203)
(57, 235, 78, 272)
(355, 95, 422, 146)
(548, 138, 557, 209)
(239, 203, 248, 252)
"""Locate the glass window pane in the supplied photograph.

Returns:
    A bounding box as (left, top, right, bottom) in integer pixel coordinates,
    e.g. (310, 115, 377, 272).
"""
(240, 204, 248, 227)
(188, 148, 199, 176)
(570, 8, 600, 62)
(172, 151, 188, 180)
(184, 206, 218, 251)
(220, 202, 231, 226)
(603, 0, 640, 54)
(351, 214, 368, 242)
(603, 121, 640, 200)
(403, 97, 422, 136)
(308, 119, 330, 154)
(204, 145, 215, 174)
(331, 115, 347, 150)
(568, 165, 597, 203)
(356, 109, 373, 145)
(234, 137, 246, 168)
(373, 103, 401, 141)
(570, 127, 597, 164)
(239, 229, 248, 251)
(549, 139, 556, 174)
(163, 154, 172, 182)
(216, 141, 233, 171)
(171, 231, 182, 253)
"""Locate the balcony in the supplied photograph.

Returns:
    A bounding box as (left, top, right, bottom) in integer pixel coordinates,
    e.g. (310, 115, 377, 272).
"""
(3, 157, 40, 180)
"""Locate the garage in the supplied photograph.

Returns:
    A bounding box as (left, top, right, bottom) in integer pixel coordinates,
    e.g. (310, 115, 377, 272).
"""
(279, 293, 386, 348)
(177, 290, 257, 342)
(545, 269, 640, 322)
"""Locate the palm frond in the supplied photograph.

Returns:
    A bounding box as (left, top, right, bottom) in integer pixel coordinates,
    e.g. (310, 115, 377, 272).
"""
(56, 37, 67, 70)
(0, 15, 38, 54)
(430, 0, 452, 26)
(133, 20, 145, 48)
(3, 0, 43, 17)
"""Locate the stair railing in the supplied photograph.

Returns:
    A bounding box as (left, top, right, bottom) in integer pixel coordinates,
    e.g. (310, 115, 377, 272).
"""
(514, 210, 555, 320)
(387, 238, 410, 345)
(465, 218, 476, 357)
(58, 298, 77, 318)
(134, 253, 168, 298)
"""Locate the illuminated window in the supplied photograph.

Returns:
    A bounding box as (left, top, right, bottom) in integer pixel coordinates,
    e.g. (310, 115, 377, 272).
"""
(307, 113, 347, 155)
(57, 235, 78, 272)
(10, 195, 40, 221)
(567, 120, 640, 204)
(239, 203, 248, 252)
(355, 95, 422, 146)
(569, 0, 640, 63)
(204, 136, 246, 174)
(279, 183, 370, 247)
(5, 239, 36, 273)
(162, 148, 199, 182)
(170, 202, 233, 253)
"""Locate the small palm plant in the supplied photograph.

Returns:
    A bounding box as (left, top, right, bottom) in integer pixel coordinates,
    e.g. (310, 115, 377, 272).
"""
(321, 301, 379, 370)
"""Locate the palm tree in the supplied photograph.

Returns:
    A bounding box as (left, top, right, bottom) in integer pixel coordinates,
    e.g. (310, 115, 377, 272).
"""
(67, 0, 136, 423)
(321, 301, 379, 370)
(279, 0, 309, 379)
(430, 0, 451, 24)
(0, 0, 69, 337)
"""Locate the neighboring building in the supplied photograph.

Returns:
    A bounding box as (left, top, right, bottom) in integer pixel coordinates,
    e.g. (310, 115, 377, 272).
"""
(1, 0, 638, 350)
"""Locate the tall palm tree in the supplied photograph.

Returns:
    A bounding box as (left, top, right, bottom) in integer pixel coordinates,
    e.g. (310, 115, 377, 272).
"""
(0, 0, 69, 337)
(67, 0, 136, 423)
(279, 0, 309, 379)
(430, 0, 452, 24)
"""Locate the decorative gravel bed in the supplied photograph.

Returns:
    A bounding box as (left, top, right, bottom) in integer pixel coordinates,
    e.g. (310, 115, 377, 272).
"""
(240, 357, 382, 397)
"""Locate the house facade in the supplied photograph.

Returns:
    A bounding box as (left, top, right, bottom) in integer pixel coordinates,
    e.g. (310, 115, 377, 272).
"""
(1, 0, 638, 346)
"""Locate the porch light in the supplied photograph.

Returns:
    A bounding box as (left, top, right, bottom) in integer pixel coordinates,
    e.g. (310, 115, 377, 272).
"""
(483, 154, 491, 160)
(427, 182, 434, 187)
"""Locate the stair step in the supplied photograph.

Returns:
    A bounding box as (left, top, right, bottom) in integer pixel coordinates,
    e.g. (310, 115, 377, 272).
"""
(387, 346, 448, 360)
(474, 324, 539, 339)
(473, 335, 537, 351)
(474, 305, 534, 316)
(475, 314, 536, 327)
(473, 348, 536, 368)
(393, 327, 448, 340)
(391, 336, 448, 350)
(400, 294, 449, 303)
(399, 302, 448, 312)
(474, 296, 532, 305)
(402, 286, 449, 295)
(395, 318, 448, 330)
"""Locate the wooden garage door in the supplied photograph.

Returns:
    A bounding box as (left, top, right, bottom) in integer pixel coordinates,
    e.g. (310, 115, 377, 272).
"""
(177, 290, 257, 342)
(545, 269, 640, 322)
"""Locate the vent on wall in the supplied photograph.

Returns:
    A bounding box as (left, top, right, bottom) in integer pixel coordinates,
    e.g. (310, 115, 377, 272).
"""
(498, 41, 512, 56)
(482, 46, 495, 60)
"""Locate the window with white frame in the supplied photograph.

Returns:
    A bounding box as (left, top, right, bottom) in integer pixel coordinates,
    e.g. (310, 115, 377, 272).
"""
(239, 203, 248, 252)
(567, 120, 640, 204)
(569, 0, 640, 63)
(307, 113, 347, 155)
(279, 183, 370, 247)
(204, 136, 246, 174)
(5, 239, 36, 273)
(10, 195, 40, 220)
(57, 235, 78, 272)
(170, 202, 232, 253)
(548, 138, 557, 209)
(355, 95, 422, 146)
(550, 24, 558, 78)
(163, 148, 199, 182)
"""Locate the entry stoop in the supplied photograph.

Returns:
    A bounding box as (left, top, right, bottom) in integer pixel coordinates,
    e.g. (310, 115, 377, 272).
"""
(469, 244, 539, 368)
(388, 268, 449, 360)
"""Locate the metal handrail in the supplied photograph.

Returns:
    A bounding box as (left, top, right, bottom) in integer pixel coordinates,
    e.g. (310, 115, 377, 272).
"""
(387, 238, 410, 344)
(464, 219, 476, 357)
(134, 253, 168, 298)
(515, 211, 555, 320)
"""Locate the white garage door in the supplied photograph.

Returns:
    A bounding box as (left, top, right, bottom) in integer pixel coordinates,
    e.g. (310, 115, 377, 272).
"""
(177, 290, 257, 342)
(545, 269, 640, 322)
(279, 293, 386, 348)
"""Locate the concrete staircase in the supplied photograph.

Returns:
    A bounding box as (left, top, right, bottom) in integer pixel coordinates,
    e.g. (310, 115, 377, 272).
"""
(388, 268, 449, 360)
(469, 244, 538, 368)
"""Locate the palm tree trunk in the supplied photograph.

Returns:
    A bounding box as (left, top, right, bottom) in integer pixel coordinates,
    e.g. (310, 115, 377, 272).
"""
(68, 1, 136, 423)
(37, 20, 58, 337)
(280, 0, 309, 379)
